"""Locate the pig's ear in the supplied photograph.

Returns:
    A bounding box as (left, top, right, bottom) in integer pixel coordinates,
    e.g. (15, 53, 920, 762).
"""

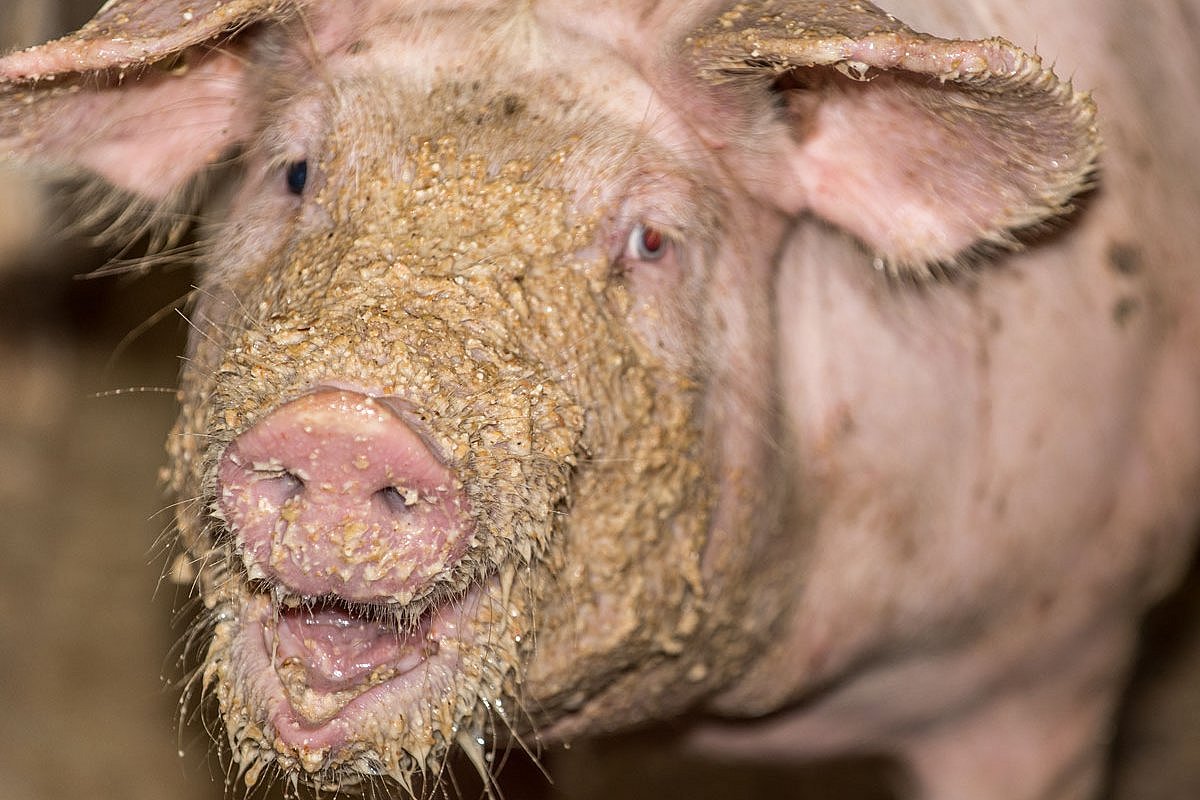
(0, 0, 305, 200)
(689, 0, 1099, 275)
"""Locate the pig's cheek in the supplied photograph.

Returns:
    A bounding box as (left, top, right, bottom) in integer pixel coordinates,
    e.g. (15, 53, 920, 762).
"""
(191, 192, 327, 349)
(621, 260, 697, 370)
(627, 297, 683, 366)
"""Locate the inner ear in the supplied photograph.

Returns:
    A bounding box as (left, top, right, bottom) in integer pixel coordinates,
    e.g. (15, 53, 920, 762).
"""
(787, 66, 1097, 274)
(688, 0, 1100, 277)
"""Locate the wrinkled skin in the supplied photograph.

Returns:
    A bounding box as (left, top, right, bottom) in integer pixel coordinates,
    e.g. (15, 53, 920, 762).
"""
(2, 1, 1199, 799)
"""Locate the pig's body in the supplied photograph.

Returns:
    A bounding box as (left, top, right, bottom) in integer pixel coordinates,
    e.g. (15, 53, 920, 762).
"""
(2, 2, 1199, 799)
(716, 3, 1200, 794)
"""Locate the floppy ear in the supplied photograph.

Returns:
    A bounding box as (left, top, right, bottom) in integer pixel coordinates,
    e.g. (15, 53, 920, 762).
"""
(689, 0, 1099, 275)
(0, 0, 310, 200)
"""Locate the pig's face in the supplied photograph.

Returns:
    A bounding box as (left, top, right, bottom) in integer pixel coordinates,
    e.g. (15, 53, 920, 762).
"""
(166, 14, 779, 787)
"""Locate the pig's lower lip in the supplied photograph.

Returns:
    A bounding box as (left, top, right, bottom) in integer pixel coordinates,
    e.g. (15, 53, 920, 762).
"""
(236, 587, 481, 758)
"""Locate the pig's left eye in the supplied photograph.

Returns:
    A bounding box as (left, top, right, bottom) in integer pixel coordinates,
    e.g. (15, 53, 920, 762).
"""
(285, 160, 309, 195)
(625, 223, 672, 263)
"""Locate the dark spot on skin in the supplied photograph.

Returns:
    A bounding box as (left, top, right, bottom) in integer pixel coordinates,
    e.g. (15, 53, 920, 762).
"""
(501, 94, 525, 117)
(810, 404, 855, 461)
(993, 493, 1007, 520)
(1036, 591, 1058, 618)
(348, 40, 371, 55)
(837, 406, 856, 438)
(1108, 242, 1143, 276)
(1113, 295, 1140, 327)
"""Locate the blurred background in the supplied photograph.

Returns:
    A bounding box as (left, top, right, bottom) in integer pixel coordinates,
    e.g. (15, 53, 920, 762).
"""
(1, 2, 1198, 799)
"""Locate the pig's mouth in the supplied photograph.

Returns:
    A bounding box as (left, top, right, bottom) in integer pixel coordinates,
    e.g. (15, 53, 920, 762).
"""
(226, 576, 494, 765)
(264, 592, 440, 727)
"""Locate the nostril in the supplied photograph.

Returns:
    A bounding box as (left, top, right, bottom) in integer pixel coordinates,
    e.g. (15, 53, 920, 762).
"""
(268, 470, 305, 497)
(376, 485, 421, 514)
(231, 467, 305, 511)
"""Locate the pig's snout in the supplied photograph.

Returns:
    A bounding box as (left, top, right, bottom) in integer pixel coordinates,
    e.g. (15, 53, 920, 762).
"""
(216, 389, 472, 604)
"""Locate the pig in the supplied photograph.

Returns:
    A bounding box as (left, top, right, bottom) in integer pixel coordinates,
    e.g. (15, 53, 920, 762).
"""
(3, 1, 1199, 798)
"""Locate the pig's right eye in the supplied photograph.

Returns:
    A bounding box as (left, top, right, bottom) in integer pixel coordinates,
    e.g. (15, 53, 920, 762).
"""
(285, 160, 309, 195)
(625, 223, 673, 263)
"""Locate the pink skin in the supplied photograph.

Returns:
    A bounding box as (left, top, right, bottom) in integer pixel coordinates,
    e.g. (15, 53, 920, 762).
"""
(218, 389, 472, 604)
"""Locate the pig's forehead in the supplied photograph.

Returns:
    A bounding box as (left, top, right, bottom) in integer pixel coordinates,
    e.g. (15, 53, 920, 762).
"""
(267, 4, 701, 160)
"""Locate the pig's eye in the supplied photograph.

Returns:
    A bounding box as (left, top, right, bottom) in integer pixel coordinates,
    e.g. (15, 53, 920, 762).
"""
(285, 160, 309, 195)
(625, 223, 671, 262)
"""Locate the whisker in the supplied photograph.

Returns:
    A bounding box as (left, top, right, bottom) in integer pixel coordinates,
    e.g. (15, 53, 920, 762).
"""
(175, 307, 221, 348)
(79, 241, 203, 279)
(89, 385, 177, 399)
(150, 494, 204, 522)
